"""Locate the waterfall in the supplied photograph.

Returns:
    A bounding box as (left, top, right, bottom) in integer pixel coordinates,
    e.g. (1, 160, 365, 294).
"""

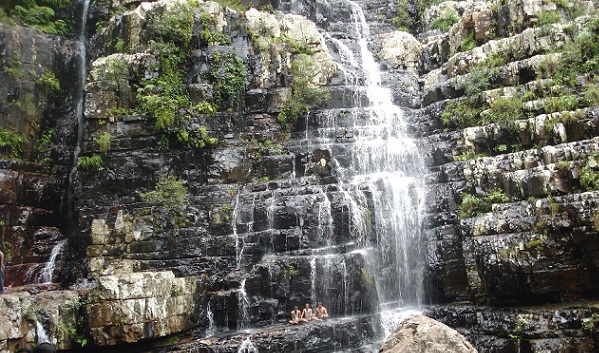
(237, 337, 259, 353)
(221, 0, 426, 345)
(35, 321, 50, 344)
(341, 0, 427, 310)
(238, 278, 251, 330)
(232, 193, 243, 269)
(38, 240, 66, 284)
(206, 301, 215, 336)
(62, 0, 91, 220)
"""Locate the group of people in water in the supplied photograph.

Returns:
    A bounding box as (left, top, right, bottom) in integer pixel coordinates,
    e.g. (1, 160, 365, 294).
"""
(289, 302, 329, 324)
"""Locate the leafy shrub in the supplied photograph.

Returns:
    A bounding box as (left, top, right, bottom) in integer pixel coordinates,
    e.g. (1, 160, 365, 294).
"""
(2, 0, 72, 35)
(199, 12, 232, 46)
(459, 30, 476, 52)
(278, 55, 331, 127)
(136, 40, 217, 149)
(458, 194, 488, 219)
(584, 84, 599, 106)
(580, 154, 599, 190)
(0, 128, 25, 160)
(431, 9, 459, 32)
(138, 175, 189, 208)
(545, 95, 579, 113)
(441, 98, 484, 129)
(457, 189, 510, 219)
(392, 0, 413, 31)
(537, 11, 562, 27)
(77, 154, 103, 170)
(485, 96, 524, 128)
(151, 0, 194, 47)
(204, 52, 246, 110)
(94, 131, 112, 153)
(36, 71, 60, 92)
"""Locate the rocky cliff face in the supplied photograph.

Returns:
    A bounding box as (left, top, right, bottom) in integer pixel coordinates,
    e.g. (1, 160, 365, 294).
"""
(1, 0, 599, 352)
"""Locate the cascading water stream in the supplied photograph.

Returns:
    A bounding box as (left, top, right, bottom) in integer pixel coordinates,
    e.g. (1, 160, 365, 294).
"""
(238, 278, 251, 331)
(38, 239, 67, 284)
(237, 337, 259, 353)
(61, 0, 90, 220)
(341, 0, 427, 310)
(206, 302, 216, 336)
(222, 0, 427, 347)
(35, 321, 50, 344)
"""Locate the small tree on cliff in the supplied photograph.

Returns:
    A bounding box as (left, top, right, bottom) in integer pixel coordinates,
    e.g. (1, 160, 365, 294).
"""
(138, 175, 189, 208)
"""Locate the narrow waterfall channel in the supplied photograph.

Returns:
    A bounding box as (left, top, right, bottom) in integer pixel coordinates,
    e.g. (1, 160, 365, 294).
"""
(227, 0, 428, 347)
(63, 0, 91, 221)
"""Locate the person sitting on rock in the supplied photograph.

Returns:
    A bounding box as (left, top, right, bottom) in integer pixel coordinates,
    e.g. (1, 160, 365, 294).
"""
(315, 302, 329, 320)
(289, 306, 306, 324)
(302, 303, 320, 321)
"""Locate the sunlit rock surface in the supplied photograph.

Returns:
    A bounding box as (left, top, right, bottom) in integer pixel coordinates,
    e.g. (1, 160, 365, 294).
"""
(378, 314, 477, 353)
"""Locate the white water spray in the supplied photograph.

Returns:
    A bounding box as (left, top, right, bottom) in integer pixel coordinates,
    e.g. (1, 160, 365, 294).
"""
(38, 239, 66, 284)
(35, 321, 50, 344)
(237, 337, 259, 353)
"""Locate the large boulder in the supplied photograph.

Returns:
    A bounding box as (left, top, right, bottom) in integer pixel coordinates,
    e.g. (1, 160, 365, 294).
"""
(379, 314, 477, 353)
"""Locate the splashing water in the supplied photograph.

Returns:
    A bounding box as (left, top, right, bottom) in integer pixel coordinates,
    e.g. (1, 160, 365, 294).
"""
(36, 321, 50, 344)
(38, 239, 66, 284)
(237, 337, 259, 353)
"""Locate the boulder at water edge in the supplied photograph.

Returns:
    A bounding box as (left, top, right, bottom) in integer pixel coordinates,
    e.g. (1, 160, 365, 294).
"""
(379, 314, 478, 353)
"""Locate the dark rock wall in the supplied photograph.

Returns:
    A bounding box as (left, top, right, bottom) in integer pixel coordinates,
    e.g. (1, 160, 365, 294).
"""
(0, 24, 79, 286)
(2, 0, 599, 352)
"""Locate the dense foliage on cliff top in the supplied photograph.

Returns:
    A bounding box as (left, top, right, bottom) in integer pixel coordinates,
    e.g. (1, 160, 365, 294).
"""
(0, 0, 74, 35)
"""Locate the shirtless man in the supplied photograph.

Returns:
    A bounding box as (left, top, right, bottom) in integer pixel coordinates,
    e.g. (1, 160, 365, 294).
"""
(315, 302, 329, 320)
(289, 306, 306, 324)
(302, 303, 320, 321)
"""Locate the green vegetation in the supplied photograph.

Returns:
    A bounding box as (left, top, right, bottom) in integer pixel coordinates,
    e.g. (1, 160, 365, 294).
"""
(431, 9, 459, 32)
(152, 0, 194, 46)
(545, 95, 579, 113)
(393, 0, 445, 31)
(457, 189, 510, 220)
(278, 54, 331, 128)
(580, 154, 599, 190)
(485, 96, 524, 130)
(77, 154, 103, 170)
(537, 11, 562, 27)
(135, 2, 222, 150)
(94, 131, 113, 153)
(199, 12, 232, 46)
(441, 98, 483, 129)
(583, 84, 599, 106)
(282, 264, 300, 281)
(138, 175, 189, 208)
(459, 29, 477, 52)
(0, 0, 73, 35)
(392, 0, 413, 31)
(0, 128, 25, 160)
(171, 284, 182, 296)
(4, 52, 24, 78)
(203, 52, 246, 110)
(102, 57, 129, 107)
(36, 71, 60, 92)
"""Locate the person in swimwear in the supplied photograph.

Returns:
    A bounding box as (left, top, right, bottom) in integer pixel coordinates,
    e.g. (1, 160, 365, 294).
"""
(289, 306, 307, 324)
(302, 303, 320, 321)
(315, 302, 329, 320)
